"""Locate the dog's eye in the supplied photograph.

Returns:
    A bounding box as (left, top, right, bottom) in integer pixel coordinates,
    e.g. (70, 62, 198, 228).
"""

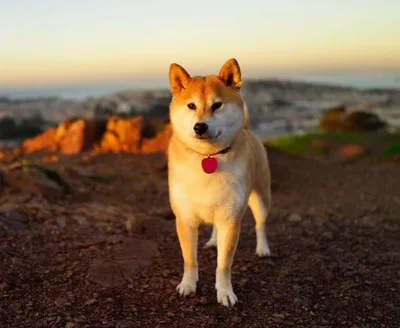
(187, 103, 196, 110)
(211, 102, 222, 111)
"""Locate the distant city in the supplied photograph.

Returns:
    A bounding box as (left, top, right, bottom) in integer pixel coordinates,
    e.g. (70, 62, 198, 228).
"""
(0, 77, 399, 147)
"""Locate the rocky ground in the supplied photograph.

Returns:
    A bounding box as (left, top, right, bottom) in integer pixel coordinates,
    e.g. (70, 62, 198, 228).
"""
(0, 147, 399, 328)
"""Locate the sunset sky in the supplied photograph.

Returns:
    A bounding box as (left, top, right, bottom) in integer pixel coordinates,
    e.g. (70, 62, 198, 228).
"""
(1, 0, 400, 88)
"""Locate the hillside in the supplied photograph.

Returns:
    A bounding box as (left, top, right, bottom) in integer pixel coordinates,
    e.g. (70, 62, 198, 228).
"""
(1, 79, 399, 142)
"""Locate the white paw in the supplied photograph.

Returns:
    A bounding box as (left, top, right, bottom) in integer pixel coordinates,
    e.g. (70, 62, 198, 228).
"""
(203, 239, 217, 249)
(256, 243, 271, 257)
(217, 288, 238, 307)
(176, 281, 196, 297)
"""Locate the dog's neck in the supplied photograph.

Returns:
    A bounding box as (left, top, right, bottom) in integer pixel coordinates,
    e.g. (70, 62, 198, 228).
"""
(172, 133, 240, 157)
(188, 144, 232, 158)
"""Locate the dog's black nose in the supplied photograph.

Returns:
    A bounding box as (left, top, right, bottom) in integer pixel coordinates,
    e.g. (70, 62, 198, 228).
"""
(193, 122, 208, 135)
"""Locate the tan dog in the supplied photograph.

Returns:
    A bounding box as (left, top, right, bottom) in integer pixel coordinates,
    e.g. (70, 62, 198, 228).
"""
(167, 58, 271, 307)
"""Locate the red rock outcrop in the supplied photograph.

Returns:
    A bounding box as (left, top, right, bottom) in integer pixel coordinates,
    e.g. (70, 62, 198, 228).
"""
(59, 118, 107, 155)
(22, 128, 58, 154)
(22, 116, 172, 155)
(141, 123, 172, 154)
(100, 116, 143, 153)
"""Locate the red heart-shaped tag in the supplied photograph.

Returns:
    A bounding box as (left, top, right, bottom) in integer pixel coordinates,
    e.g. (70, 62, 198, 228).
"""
(201, 157, 218, 174)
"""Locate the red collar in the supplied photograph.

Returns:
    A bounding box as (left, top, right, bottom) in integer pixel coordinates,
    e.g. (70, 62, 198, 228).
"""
(190, 145, 232, 158)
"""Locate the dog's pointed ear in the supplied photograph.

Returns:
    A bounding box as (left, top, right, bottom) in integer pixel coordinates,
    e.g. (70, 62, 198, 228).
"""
(218, 58, 242, 90)
(169, 63, 191, 94)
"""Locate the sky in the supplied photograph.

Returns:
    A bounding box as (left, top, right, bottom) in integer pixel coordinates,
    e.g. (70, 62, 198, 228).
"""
(1, 0, 400, 88)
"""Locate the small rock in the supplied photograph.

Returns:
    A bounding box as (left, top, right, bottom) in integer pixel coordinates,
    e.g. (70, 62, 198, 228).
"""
(288, 213, 302, 222)
(85, 299, 98, 306)
(182, 305, 194, 313)
(166, 312, 175, 318)
(272, 291, 280, 299)
(0, 282, 9, 291)
(56, 217, 67, 230)
(125, 215, 145, 234)
(272, 313, 285, 319)
(231, 316, 242, 324)
(321, 231, 334, 241)
(294, 296, 310, 308)
(73, 215, 87, 225)
(65, 323, 75, 328)
(238, 278, 248, 287)
(54, 297, 66, 308)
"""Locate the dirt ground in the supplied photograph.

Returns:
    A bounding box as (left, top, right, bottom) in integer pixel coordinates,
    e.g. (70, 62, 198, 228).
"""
(0, 147, 399, 328)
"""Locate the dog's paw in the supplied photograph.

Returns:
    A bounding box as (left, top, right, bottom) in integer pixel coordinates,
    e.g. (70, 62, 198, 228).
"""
(217, 288, 238, 308)
(176, 281, 196, 297)
(256, 243, 271, 257)
(203, 239, 217, 249)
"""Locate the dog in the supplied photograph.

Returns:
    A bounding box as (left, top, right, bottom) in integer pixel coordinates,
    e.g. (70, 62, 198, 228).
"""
(167, 58, 271, 307)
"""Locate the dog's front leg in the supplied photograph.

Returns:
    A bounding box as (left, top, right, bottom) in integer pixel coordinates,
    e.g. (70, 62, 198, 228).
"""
(215, 218, 241, 307)
(176, 216, 198, 297)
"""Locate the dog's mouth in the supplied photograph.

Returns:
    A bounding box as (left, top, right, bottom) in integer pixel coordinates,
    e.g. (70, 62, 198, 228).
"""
(195, 131, 221, 140)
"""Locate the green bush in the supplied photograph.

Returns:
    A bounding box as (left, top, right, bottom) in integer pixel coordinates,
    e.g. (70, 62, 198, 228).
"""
(381, 141, 400, 157)
(319, 106, 387, 133)
(266, 134, 325, 155)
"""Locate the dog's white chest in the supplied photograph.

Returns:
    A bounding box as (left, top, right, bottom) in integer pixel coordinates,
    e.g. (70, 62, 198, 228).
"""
(169, 158, 247, 224)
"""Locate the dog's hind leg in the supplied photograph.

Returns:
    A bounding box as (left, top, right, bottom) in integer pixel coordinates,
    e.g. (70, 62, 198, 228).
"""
(248, 190, 271, 257)
(204, 225, 217, 248)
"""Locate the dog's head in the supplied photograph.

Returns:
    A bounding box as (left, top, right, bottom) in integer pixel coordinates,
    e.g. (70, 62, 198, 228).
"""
(168, 58, 246, 152)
